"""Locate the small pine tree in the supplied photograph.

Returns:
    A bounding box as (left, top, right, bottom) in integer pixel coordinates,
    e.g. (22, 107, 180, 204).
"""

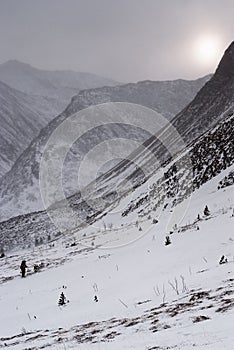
(165, 236, 171, 246)
(94, 295, 98, 302)
(34, 264, 40, 273)
(204, 205, 210, 216)
(0, 246, 5, 258)
(58, 292, 66, 306)
(35, 237, 39, 246)
(197, 214, 201, 221)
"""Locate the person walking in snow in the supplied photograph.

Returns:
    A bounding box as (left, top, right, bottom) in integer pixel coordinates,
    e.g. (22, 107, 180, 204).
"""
(20, 260, 27, 278)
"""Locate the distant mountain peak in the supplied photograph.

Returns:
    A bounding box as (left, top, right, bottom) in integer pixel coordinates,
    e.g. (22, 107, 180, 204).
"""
(0, 59, 119, 100)
(2, 59, 33, 69)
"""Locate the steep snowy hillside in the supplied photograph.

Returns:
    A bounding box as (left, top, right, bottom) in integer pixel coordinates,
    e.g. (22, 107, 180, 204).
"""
(0, 74, 211, 220)
(121, 114, 234, 222)
(0, 80, 68, 177)
(59, 41, 234, 225)
(0, 162, 233, 349)
(0, 112, 233, 251)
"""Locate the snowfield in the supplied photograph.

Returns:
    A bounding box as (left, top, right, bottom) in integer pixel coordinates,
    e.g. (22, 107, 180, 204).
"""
(0, 20, 233, 350)
(0, 168, 233, 349)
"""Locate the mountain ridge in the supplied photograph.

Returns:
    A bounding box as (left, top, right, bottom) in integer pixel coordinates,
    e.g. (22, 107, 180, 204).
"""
(0, 59, 119, 98)
(0, 60, 121, 178)
(0, 75, 211, 220)
(0, 79, 67, 177)
(0, 42, 234, 249)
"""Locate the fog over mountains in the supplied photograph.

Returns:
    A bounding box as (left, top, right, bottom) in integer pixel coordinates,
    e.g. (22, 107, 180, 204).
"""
(0, 60, 118, 101)
(0, 65, 211, 220)
(48, 41, 233, 231)
(0, 80, 65, 177)
(0, 42, 233, 228)
(0, 43, 233, 269)
(0, 60, 120, 178)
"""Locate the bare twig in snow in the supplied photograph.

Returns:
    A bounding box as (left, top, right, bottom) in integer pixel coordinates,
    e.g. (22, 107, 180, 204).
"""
(180, 275, 188, 292)
(168, 278, 179, 295)
(118, 299, 128, 308)
(162, 284, 166, 304)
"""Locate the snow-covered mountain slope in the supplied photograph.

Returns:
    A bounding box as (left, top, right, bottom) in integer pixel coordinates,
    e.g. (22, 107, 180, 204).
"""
(0, 60, 120, 177)
(0, 45, 233, 347)
(0, 163, 233, 349)
(0, 60, 118, 101)
(0, 110, 233, 252)
(172, 41, 234, 144)
(0, 80, 69, 178)
(0, 74, 211, 221)
(0, 41, 233, 350)
(37, 42, 233, 232)
(61, 41, 234, 223)
(120, 114, 234, 221)
(0, 59, 120, 179)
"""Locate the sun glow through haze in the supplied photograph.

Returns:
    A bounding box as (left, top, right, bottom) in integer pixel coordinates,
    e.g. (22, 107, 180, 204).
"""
(193, 35, 222, 68)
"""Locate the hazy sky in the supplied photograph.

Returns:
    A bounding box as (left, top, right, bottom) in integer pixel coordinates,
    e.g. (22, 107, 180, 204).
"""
(0, 0, 233, 82)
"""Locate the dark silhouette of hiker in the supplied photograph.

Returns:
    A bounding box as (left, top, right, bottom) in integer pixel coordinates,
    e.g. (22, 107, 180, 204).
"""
(20, 260, 27, 278)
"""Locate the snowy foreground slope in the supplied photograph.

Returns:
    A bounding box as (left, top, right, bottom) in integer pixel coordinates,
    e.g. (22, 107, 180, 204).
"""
(0, 168, 233, 349)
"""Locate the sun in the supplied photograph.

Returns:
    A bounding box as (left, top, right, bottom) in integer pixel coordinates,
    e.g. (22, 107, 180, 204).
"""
(193, 35, 221, 67)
